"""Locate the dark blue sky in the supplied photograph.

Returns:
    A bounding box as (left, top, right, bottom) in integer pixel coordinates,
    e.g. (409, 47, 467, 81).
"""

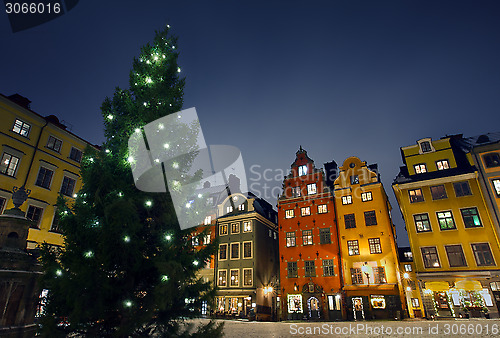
(2, 1, 500, 245)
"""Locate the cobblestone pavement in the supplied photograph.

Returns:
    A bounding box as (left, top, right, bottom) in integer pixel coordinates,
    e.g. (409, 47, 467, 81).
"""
(192, 318, 500, 337)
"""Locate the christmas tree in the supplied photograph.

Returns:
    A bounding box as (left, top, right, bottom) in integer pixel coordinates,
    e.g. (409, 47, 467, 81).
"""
(38, 25, 223, 337)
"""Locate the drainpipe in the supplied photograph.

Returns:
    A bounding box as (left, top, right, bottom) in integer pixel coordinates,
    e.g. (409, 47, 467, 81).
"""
(23, 120, 49, 187)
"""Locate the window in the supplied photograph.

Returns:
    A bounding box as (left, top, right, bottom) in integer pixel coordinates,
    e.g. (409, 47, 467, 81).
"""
(368, 238, 382, 254)
(421, 247, 441, 268)
(226, 205, 233, 213)
(203, 234, 210, 245)
(50, 211, 60, 232)
(323, 259, 335, 276)
(69, 147, 82, 163)
(230, 243, 240, 259)
(11, 119, 31, 137)
(347, 240, 359, 256)
(409, 189, 424, 203)
(286, 232, 296, 247)
(231, 222, 239, 234)
(319, 228, 331, 244)
(298, 165, 307, 176)
(318, 204, 327, 214)
(0, 153, 20, 177)
(46, 136, 62, 152)
(304, 260, 315, 277)
(243, 268, 253, 286)
(351, 268, 363, 284)
(287, 262, 298, 278)
(243, 221, 252, 232)
(285, 209, 295, 218)
(230, 269, 239, 286)
(219, 244, 227, 260)
(350, 175, 359, 185)
(374, 267, 386, 284)
(454, 181, 472, 197)
(445, 245, 467, 267)
(35, 167, 54, 189)
(191, 236, 199, 246)
(411, 298, 420, 308)
(219, 224, 228, 235)
(492, 179, 500, 197)
(414, 213, 431, 232)
(461, 207, 482, 228)
(414, 164, 427, 174)
(483, 153, 500, 168)
(344, 213, 356, 229)
(361, 192, 372, 202)
(364, 210, 377, 226)
(471, 243, 495, 266)
(0, 197, 6, 214)
(436, 160, 450, 170)
(243, 241, 252, 258)
(437, 211, 456, 230)
(26, 205, 43, 228)
(291, 187, 301, 197)
(301, 206, 310, 216)
(218, 270, 227, 286)
(404, 264, 412, 272)
(430, 185, 447, 200)
(307, 183, 317, 195)
(342, 195, 352, 205)
(237, 203, 245, 211)
(420, 141, 432, 153)
(302, 230, 313, 245)
(203, 215, 212, 225)
(60, 176, 76, 197)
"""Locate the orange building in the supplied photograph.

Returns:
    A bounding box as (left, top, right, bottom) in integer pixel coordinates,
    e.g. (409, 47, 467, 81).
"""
(277, 147, 342, 320)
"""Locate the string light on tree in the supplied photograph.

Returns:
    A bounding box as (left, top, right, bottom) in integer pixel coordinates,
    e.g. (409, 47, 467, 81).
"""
(56, 269, 63, 276)
(124, 300, 133, 308)
(165, 234, 172, 241)
(161, 275, 169, 282)
(84, 251, 94, 258)
(123, 235, 130, 243)
(193, 260, 199, 266)
(107, 114, 114, 120)
(145, 200, 153, 207)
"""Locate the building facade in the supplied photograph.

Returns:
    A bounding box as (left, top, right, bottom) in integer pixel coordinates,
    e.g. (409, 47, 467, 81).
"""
(277, 147, 342, 320)
(393, 135, 500, 319)
(334, 156, 403, 320)
(0, 94, 97, 248)
(214, 192, 279, 320)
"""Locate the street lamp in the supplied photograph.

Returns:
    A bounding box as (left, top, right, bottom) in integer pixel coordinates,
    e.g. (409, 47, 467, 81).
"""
(361, 262, 371, 285)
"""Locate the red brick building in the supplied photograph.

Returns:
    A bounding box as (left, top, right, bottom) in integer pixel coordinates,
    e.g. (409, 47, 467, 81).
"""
(277, 147, 342, 320)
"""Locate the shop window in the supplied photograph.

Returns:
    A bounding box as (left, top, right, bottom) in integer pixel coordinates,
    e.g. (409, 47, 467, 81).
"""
(287, 294, 303, 313)
(370, 295, 386, 309)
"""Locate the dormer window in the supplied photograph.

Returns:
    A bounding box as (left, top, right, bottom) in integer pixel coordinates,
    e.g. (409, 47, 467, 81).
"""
(298, 165, 307, 176)
(420, 141, 432, 153)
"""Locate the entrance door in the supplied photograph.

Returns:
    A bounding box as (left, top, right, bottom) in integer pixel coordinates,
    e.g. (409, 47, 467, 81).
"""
(308, 297, 320, 319)
(353, 297, 365, 320)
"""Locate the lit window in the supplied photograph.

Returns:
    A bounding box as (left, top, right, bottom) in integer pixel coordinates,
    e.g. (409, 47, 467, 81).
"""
(203, 235, 210, 245)
(323, 259, 335, 277)
(364, 210, 377, 226)
(219, 224, 228, 236)
(430, 185, 447, 200)
(238, 203, 245, 211)
(319, 228, 331, 244)
(286, 232, 296, 247)
(492, 179, 500, 197)
(371, 295, 386, 309)
(347, 240, 359, 256)
(46, 136, 62, 152)
(454, 181, 472, 197)
(302, 230, 313, 245)
(243, 242, 252, 258)
(26, 205, 43, 229)
(483, 153, 500, 168)
(301, 206, 310, 216)
(11, 119, 31, 137)
(373, 267, 386, 284)
(218, 270, 227, 286)
(307, 183, 317, 195)
(437, 211, 456, 230)
(60, 176, 76, 197)
(408, 189, 424, 203)
(344, 213, 356, 229)
(318, 204, 327, 213)
(243, 221, 252, 232)
(204, 215, 212, 225)
(35, 167, 54, 189)
(414, 164, 427, 174)
(219, 244, 227, 260)
(350, 175, 359, 185)
(69, 147, 82, 163)
(471, 243, 495, 266)
(285, 209, 295, 218)
(350, 268, 363, 284)
(421, 247, 440, 268)
(291, 187, 301, 197)
(411, 298, 420, 308)
(226, 205, 233, 213)
(461, 207, 482, 228)
(243, 268, 253, 286)
(298, 165, 308, 176)
(191, 236, 199, 246)
(342, 195, 352, 205)
(231, 223, 239, 234)
(0, 153, 20, 177)
(436, 160, 450, 170)
(414, 213, 431, 232)
(368, 238, 382, 254)
(404, 264, 412, 272)
(361, 192, 372, 202)
(230, 269, 239, 286)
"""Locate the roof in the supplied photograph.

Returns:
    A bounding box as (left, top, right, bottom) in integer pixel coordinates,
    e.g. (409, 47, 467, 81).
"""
(457, 132, 500, 151)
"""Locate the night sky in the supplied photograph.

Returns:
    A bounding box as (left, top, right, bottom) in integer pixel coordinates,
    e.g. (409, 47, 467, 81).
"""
(2, 1, 500, 246)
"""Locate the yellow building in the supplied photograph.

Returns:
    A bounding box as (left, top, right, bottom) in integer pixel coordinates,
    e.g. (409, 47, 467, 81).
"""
(392, 135, 500, 319)
(0, 94, 97, 248)
(398, 247, 425, 318)
(334, 156, 404, 320)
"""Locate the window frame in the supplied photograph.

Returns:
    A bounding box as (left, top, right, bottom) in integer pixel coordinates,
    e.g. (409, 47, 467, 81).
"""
(285, 209, 295, 219)
(444, 244, 467, 267)
(368, 238, 382, 254)
(230, 242, 240, 260)
(302, 229, 313, 246)
(243, 268, 253, 286)
(344, 213, 356, 229)
(373, 266, 387, 284)
(421, 246, 441, 268)
(26, 205, 44, 229)
(243, 241, 252, 259)
(414, 163, 427, 174)
(483, 153, 500, 168)
(461, 207, 483, 228)
(454, 181, 472, 197)
(436, 159, 450, 170)
(286, 232, 296, 247)
(414, 213, 432, 233)
(319, 228, 331, 244)
(323, 259, 335, 277)
(219, 224, 228, 236)
(298, 165, 308, 176)
(307, 183, 317, 195)
(301, 206, 311, 217)
(317, 204, 327, 214)
(218, 243, 228, 260)
(11, 118, 31, 138)
(243, 221, 252, 232)
(35, 166, 54, 190)
(0, 152, 21, 177)
(217, 269, 227, 287)
(492, 179, 500, 197)
(60, 176, 76, 197)
(408, 188, 424, 203)
(436, 210, 456, 231)
(430, 184, 447, 200)
(304, 260, 316, 277)
(347, 240, 359, 256)
(229, 269, 239, 287)
(287, 261, 298, 278)
(342, 195, 352, 205)
(361, 192, 373, 202)
(231, 222, 240, 234)
(364, 210, 377, 226)
(46, 135, 63, 153)
(351, 268, 363, 284)
(69, 147, 83, 163)
(471, 242, 495, 267)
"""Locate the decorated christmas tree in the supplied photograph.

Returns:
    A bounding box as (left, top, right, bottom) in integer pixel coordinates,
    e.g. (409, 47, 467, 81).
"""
(38, 25, 223, 337)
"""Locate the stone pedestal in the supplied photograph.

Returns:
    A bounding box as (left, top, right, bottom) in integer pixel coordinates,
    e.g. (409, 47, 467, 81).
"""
(0, 213, 41, 338)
